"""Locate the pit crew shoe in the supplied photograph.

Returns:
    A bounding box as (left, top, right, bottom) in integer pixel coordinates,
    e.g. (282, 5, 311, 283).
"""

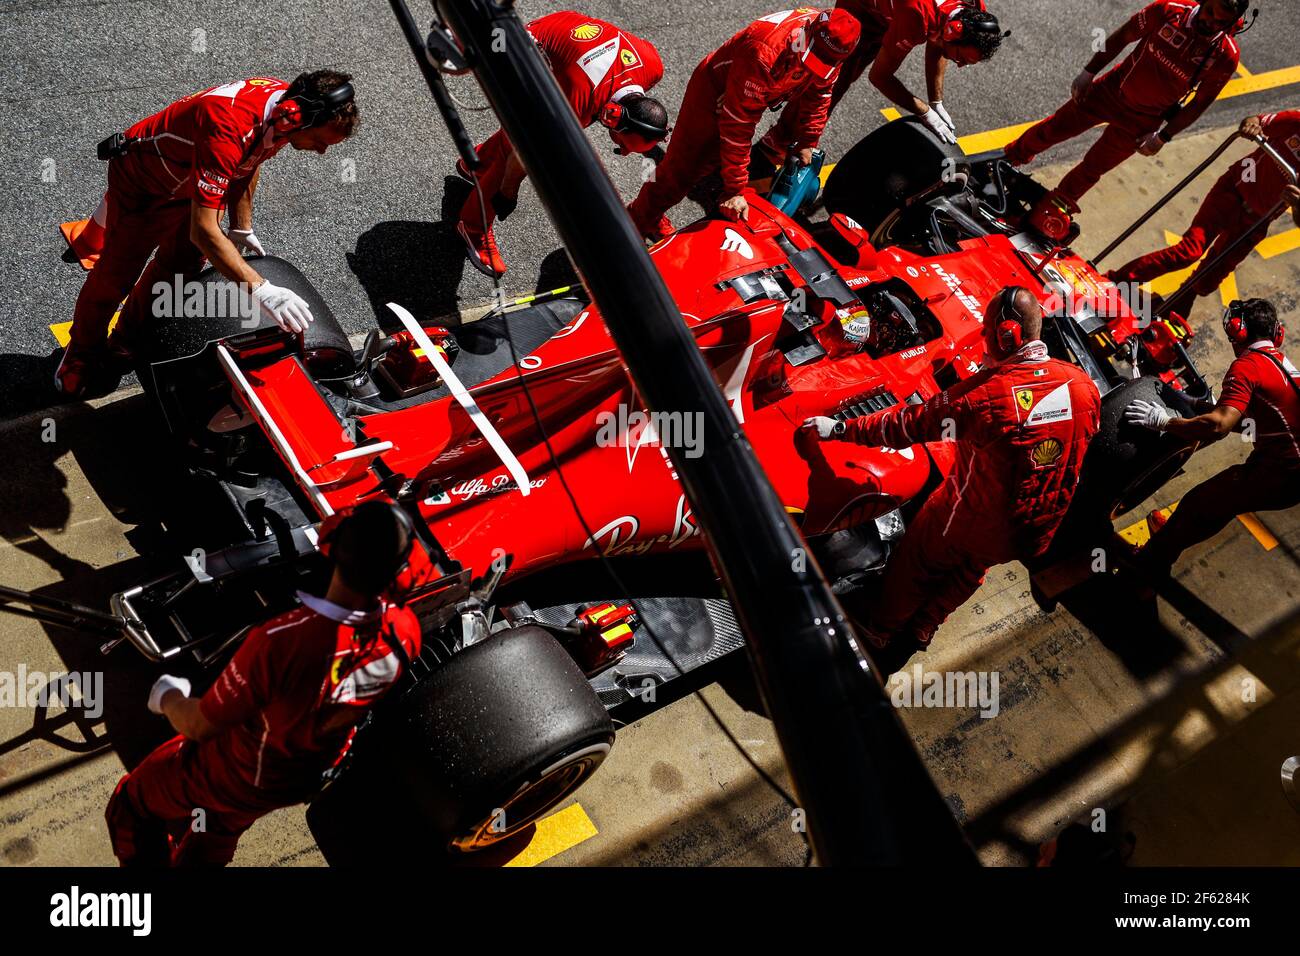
(53, 347, 94, 398)
(457, 221, 506, 277)
(637, 213, 673, 245)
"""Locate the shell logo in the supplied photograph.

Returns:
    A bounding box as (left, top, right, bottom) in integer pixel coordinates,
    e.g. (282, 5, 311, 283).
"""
(1031, 438, 1064, 468)
(571, 23, 603, 41)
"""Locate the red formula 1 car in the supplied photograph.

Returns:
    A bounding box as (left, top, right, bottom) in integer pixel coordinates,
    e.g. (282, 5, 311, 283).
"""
(98, 118, 1205, 856)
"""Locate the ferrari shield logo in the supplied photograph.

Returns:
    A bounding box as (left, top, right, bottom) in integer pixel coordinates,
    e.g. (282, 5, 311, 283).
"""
(620, 47, 640, 68)
(1016, 388, 1035, 412)
(571, 22, 603, 41)
(1031, 438, 1064, 468)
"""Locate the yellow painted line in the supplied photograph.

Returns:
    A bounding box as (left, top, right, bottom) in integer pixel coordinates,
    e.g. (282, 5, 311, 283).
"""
(881, 107, 902, 121)
(501, 802, 598, 867)
(51, 310, 118, 348)
(1236, 63, 1253, 79)
(1237, 512, 1279, 551)
(952, 64, 1300, 156)
(1258, 227, 1300, 259)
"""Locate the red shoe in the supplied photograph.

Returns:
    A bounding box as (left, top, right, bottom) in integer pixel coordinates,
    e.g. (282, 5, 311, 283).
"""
(639, 214, 673, 244)
(1147, 508, 1169, 535)
(54, 347, 93, 398)
(457, 221, 506, 277)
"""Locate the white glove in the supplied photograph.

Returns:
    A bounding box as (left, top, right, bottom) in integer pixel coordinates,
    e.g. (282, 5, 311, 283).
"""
(920, 107, 958, 145)
(1071, 70, 1095, 104)
(1125, 398, 1172, 432)
(252, 280, 314, 334)
(928, 101, 956, 133)
(1137, 132, 1165, 156)
(148, 674, 192, 715)
(226, 228, 266, 257)
(802, 416, 844, 440)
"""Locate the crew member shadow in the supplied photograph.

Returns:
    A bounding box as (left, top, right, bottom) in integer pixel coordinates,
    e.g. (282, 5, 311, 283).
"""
(347, 176, 479, 331)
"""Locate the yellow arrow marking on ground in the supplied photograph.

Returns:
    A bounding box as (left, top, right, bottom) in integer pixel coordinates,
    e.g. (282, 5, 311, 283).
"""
(1119, 501, 1278, 551)
(1141, 230, 1239, 306)
(1257, 227, 1300, 259)
(501, 802, 598, 867)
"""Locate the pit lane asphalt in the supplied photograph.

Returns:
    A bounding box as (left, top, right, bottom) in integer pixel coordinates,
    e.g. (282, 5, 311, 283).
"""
(3, 0, 1300, 418)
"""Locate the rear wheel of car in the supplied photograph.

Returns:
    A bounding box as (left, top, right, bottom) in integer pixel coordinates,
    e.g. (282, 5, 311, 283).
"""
(145, 255, 354, 377)
(822, 117, 969, 236)
(306, 625, 614, 861)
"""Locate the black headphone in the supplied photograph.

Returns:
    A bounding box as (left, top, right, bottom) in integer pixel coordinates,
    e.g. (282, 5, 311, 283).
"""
(318, 498, 416, 586)
(599, 96, 670, 142)
(273, 81, 355, 133)
(1223, 299, 1284, 347)
(994, 285, 1029, 354)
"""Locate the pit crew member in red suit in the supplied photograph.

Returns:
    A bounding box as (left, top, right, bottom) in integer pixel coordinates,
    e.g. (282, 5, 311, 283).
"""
(803, 287, 1101, 648)
(58, 71, 358, 399)
(455, 10, 669, 277)
(1003, 0, 1246, 238)
(772, 0, 1005, 150)
(1108, 112, 1300, 301)
(1127, 298, 1300, 573)
(105, 501, 422, 867)
(627, 8, 860, 242)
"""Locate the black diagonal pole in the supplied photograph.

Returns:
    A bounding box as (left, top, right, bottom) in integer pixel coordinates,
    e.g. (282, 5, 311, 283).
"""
(396, 0, 974, 864)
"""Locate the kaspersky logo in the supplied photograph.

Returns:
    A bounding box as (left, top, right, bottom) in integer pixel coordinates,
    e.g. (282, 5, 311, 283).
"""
(571, 23, 603, 40)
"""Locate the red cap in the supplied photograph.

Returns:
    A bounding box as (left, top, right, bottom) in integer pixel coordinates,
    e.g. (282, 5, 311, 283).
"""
(802, 9, 860, 79)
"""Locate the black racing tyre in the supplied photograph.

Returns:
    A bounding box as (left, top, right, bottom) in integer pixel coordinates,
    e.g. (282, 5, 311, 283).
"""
(1076, 376, 1195, 520)
(306, 626, 613, 861)
(823, 116, 970, 235)
(145, 255, 355, 377)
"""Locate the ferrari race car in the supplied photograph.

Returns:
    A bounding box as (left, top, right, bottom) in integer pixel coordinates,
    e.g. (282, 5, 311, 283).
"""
(87, 118, 1208, 857)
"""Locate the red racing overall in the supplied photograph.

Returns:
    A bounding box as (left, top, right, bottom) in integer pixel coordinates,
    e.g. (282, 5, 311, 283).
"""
(70, 78, 292, 354)
(627, 8, 846, 237)
(1110, 111, 1300, 296)
(105, 594, 420, 866)
(825, 0, 952, 111)
(844, 342, 1101, 645)
(1143, 343, 1300, 569)
(1004, 1, 1239, 208)
(457, 10, 663, 229)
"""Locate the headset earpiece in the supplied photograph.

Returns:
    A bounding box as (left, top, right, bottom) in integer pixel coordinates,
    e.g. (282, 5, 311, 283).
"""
(994, 285, 1028, 354)
(1223, 300, 1251, 345)
(600, 102, 623, 130)
(273, 80, 354, 134)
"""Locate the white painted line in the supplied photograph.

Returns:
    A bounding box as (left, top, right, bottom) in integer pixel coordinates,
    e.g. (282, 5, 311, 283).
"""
(387, 302, 532, 497)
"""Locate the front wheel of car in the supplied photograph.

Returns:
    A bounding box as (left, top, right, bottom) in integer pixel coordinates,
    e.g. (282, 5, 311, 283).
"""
(306, 625, 614, 861)
(1068, 376, 1196, 529)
